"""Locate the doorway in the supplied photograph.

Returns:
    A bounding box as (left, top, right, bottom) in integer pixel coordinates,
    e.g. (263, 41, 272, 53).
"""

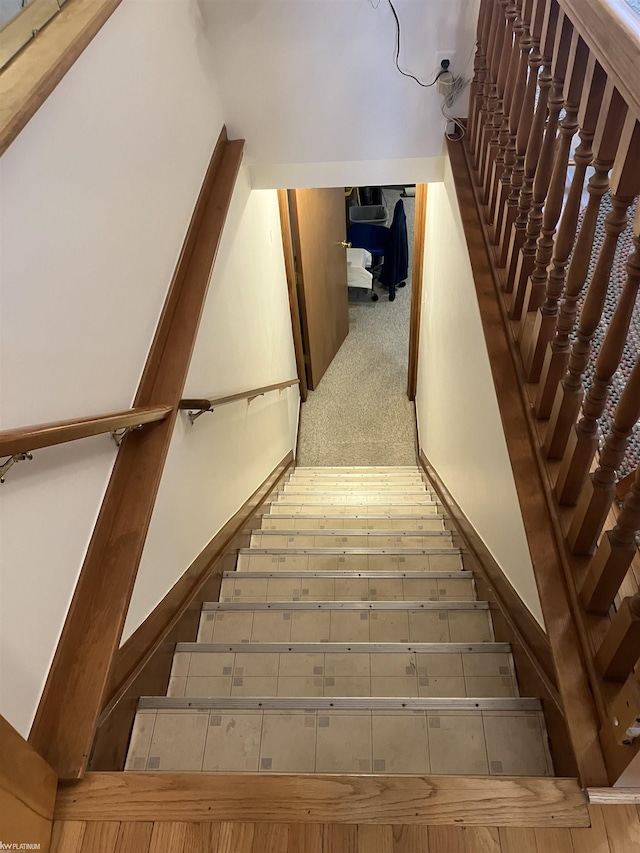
(279, 183, 427, 466)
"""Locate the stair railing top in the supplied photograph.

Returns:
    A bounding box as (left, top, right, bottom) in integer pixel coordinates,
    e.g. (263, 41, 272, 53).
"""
(0, 405, 172, 481)
(557, 0, 640, 123)
(180, 379, 299, 424)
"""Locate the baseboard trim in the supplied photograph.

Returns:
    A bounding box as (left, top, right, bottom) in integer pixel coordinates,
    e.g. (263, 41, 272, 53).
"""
(419, 450, 579, 778)
(55, 772, 589, 827)
(89, 450, 293, 770)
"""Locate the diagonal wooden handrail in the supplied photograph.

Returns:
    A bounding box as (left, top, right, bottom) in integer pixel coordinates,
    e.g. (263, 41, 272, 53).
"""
(29, 126, 244, 779)
(0, 406, 172, 458)
(179, 379, 299, 414)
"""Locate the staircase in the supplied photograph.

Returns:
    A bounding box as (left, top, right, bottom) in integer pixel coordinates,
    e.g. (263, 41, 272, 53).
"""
(125, 466, 554, 777)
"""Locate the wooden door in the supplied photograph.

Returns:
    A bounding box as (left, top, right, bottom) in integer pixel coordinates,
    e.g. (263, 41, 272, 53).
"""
(289, 188, 349, 390)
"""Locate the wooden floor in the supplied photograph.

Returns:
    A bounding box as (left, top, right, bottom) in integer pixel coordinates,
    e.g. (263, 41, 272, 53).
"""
(50, 805, 640, 852)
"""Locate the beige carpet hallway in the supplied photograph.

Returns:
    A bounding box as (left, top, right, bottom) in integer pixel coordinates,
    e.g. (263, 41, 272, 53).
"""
(297, 189, 418, 467)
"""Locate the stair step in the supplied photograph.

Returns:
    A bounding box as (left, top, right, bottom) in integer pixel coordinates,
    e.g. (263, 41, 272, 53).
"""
(260, 515, 446, 531)
(269, 504, 441, 515)
(197, 602, 493, 644)
(289, 477, 426, 485)
(295, 466, 420, 471)
(237, 550, 462, 572)
(283, 484, 433, 494)
(250, 531, 453, 548)
(220, 573, 475, 602)
(126, 702, 552, 776)
(274, 493, 436, 503)
(168, 643, 518, 699)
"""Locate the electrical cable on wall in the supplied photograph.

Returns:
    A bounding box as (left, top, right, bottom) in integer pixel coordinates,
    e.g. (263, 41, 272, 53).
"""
(386, 0, 445, 88)
(371, 0, 471, 139)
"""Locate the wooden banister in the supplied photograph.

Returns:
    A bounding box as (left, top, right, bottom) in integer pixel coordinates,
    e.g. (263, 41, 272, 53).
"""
(537, 82, 628, 424)
(461, 0, 640, 787)
(179, 379, 299, 414)
(556, 0, 640, 127)
(510, 10, 573, 321)
(29, 126, 244, 779)
(522, 55, 606, 385)
(0, 406, 172, 458)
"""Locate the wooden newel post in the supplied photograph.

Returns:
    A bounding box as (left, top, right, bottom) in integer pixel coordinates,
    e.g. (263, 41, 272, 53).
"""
(582, 464, 640, 613)
(536, 82, 627, 422)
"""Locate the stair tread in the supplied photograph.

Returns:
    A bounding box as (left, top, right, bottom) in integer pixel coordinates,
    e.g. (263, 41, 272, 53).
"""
(124, 464, 554, 780)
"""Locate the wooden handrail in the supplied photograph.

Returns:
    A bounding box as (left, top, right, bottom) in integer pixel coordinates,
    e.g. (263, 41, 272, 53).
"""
(557, 0, 640, 126)
(0, 406, 172, 458)
(179, 379, 299, 413)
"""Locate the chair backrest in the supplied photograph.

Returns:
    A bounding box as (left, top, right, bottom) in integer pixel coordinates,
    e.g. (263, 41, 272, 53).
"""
(347, 223, 389, 257)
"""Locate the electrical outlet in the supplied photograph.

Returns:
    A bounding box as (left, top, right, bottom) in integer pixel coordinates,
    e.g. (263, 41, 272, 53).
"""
(435, 50, 457, 75)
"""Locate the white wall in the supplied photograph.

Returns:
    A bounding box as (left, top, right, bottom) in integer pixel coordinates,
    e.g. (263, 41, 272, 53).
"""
(415, 161, 545, 627)
(123, 170, 299, 641)
(0, 0, 226, 736)
(202, 0, 479, 187)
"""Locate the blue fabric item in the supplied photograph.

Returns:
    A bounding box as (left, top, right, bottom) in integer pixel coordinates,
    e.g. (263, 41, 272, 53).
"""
(379, 199, 408, 300)
(347, 223, 389, 258)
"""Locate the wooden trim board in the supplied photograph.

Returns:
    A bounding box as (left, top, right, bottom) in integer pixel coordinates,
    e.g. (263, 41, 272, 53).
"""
(0, 714, 57, 849)
(277, 189, 308, 402)
(29, 127, 244, 780)
(407, 184, 427, 401)
(0, 0, 123, 157)
(89, 451, 293, 771)
(446, 138, 608, 787)
(54, 772, 589, 827)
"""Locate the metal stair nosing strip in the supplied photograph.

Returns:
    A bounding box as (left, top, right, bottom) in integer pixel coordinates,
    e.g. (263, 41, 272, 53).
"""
(223, 571, 468, 579)
(175, 641, 512, 654)
(238, 548, 461, 556)
(201, 601, 489, 611)
(138, 696, 541, 711)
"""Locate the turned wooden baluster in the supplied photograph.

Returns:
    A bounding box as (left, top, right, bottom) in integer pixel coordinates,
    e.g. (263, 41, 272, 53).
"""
(596, 592, 640, 682)
(481, 1, 515, 203)
(550, 117, 640, 488)
(468, 0, 492, 160)
(477, 1, 508, 183)
(487, 1, 522, 223)
(510, 11, 574, 322)
(491, 0, 533, 240)
(582, 463, 640, 613)
(472, 0, 500, 166)
(538, 84, 628, 426)
(520, 49, 604, 381)
(504, 0, 559, 292)
(497, 0, 548, 271)
(567, 278, 640, 556)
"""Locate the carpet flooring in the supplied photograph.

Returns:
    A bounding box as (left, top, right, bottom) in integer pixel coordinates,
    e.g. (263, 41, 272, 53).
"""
(574, 194, 639, 479)
(296, 189, 418, 467)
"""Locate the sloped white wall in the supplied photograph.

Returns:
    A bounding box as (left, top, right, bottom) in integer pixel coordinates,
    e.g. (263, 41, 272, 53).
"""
(0, 0, 226, 736)
(202, 0, 479, 187)
(415, 161, 545, 627)
(123, 170, 299, 641)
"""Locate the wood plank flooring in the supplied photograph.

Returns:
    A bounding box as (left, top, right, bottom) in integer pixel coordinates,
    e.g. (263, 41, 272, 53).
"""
(50, 805, 640, 853)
